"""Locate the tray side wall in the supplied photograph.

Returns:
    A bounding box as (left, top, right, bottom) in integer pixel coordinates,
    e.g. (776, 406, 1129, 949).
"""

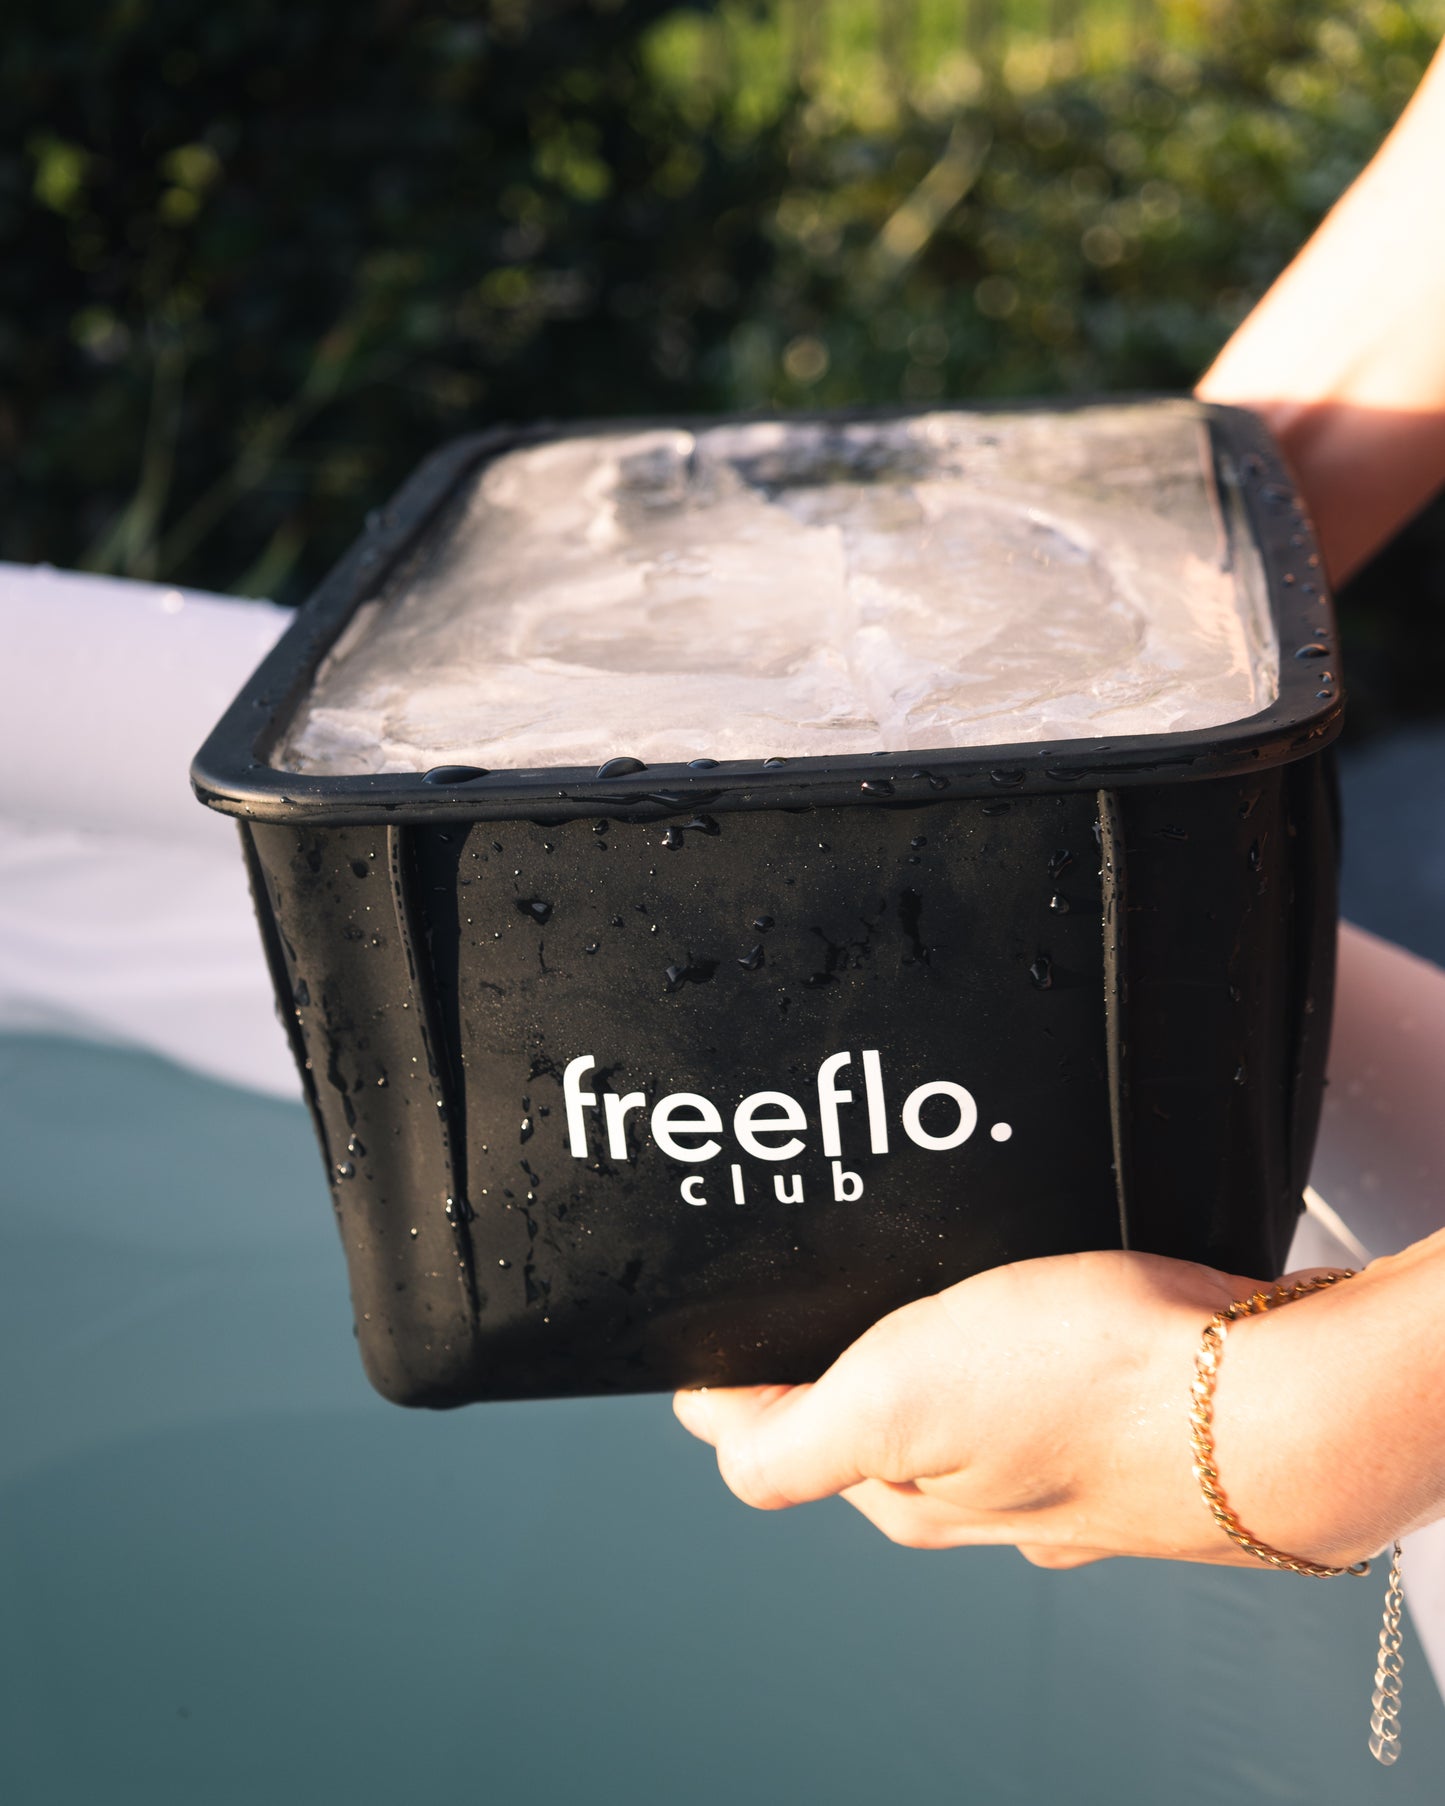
(239, 764, 1336, 1404)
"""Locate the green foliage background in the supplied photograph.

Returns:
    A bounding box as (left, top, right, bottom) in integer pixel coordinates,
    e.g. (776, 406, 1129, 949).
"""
(4, 0, 1443, 727)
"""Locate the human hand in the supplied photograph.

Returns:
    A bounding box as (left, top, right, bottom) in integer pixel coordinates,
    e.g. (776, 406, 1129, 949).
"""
(674, 1247, 1417, 1569)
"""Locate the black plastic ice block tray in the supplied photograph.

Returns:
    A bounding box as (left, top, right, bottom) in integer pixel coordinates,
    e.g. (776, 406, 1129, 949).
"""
(193, 400, 1342, 1405)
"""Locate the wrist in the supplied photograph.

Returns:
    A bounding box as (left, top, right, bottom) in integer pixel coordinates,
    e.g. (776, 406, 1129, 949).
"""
(1208, 1240, 1445, 1566)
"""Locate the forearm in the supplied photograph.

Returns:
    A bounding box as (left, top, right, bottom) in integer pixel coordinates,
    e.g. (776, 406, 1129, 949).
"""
(1218, 1226, 1445, 1566)
(1198, 40, 1445, 585)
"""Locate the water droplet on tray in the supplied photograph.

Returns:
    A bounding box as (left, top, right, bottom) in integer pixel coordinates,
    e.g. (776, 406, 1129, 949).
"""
(664, 958, 719, 992)
(422, 765, 489, 784)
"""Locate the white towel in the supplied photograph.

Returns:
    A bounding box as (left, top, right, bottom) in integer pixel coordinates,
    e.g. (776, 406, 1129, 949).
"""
(0, 562, 295, 1096)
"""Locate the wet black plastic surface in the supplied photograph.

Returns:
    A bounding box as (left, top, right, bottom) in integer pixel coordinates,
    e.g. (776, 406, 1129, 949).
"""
(243, 762, 1333, 1404)
(200, 400, 1343, 1404)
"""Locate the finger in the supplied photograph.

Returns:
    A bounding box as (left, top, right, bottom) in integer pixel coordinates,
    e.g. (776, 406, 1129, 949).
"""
(685, 1381, 866, 1510)
(839, 1478, 998, 1551)
(1016, 1545, 1116, 1569)
(839, 1483, 1117, 1561)
(674, 1298, 949, 1510)
(672, 1385, 793, 1446)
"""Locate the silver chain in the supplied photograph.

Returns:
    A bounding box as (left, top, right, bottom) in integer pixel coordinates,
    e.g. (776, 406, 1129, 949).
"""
(1369, 1539, 1405, 1766)
(1190, 1275, 1407, 1768)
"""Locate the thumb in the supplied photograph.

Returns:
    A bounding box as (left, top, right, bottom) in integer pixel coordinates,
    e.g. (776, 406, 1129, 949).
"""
(675, 1379, 872, 1509)
(672, 1292, 953, 1509)
(672, 1383, 791, 1454)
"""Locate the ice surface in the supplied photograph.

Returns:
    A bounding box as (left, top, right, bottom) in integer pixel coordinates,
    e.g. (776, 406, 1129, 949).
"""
(280, 402, 1279, 774)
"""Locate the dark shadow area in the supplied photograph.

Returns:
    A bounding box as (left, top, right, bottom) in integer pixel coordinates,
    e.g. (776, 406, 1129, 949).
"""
(4, 0, 1438, 605)
(1338, 486, 1445, 744)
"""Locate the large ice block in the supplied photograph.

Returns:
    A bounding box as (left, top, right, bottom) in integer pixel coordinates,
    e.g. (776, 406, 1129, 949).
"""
(280, 402, 1278, 775)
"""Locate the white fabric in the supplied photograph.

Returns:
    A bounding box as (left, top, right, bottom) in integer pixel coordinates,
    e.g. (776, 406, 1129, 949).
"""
(1303, 924, 1445, 1701)
(0, 564, 296, 1096)
(2, 561, 1444, 1689)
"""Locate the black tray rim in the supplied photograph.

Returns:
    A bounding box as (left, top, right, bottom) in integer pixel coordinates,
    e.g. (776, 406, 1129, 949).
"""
(191, 396, 1342, 827)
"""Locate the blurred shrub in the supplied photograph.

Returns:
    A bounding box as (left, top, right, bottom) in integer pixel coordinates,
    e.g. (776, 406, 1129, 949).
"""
(1, 0, 1442, 728)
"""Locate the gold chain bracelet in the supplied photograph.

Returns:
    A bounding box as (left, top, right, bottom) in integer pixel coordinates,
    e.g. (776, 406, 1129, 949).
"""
(1188, 1270, 1405, 1768)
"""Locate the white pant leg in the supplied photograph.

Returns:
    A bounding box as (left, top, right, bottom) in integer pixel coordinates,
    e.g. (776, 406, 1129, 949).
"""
(1301, 921, 1445, 1701)
(0, 564, 296, 1096)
